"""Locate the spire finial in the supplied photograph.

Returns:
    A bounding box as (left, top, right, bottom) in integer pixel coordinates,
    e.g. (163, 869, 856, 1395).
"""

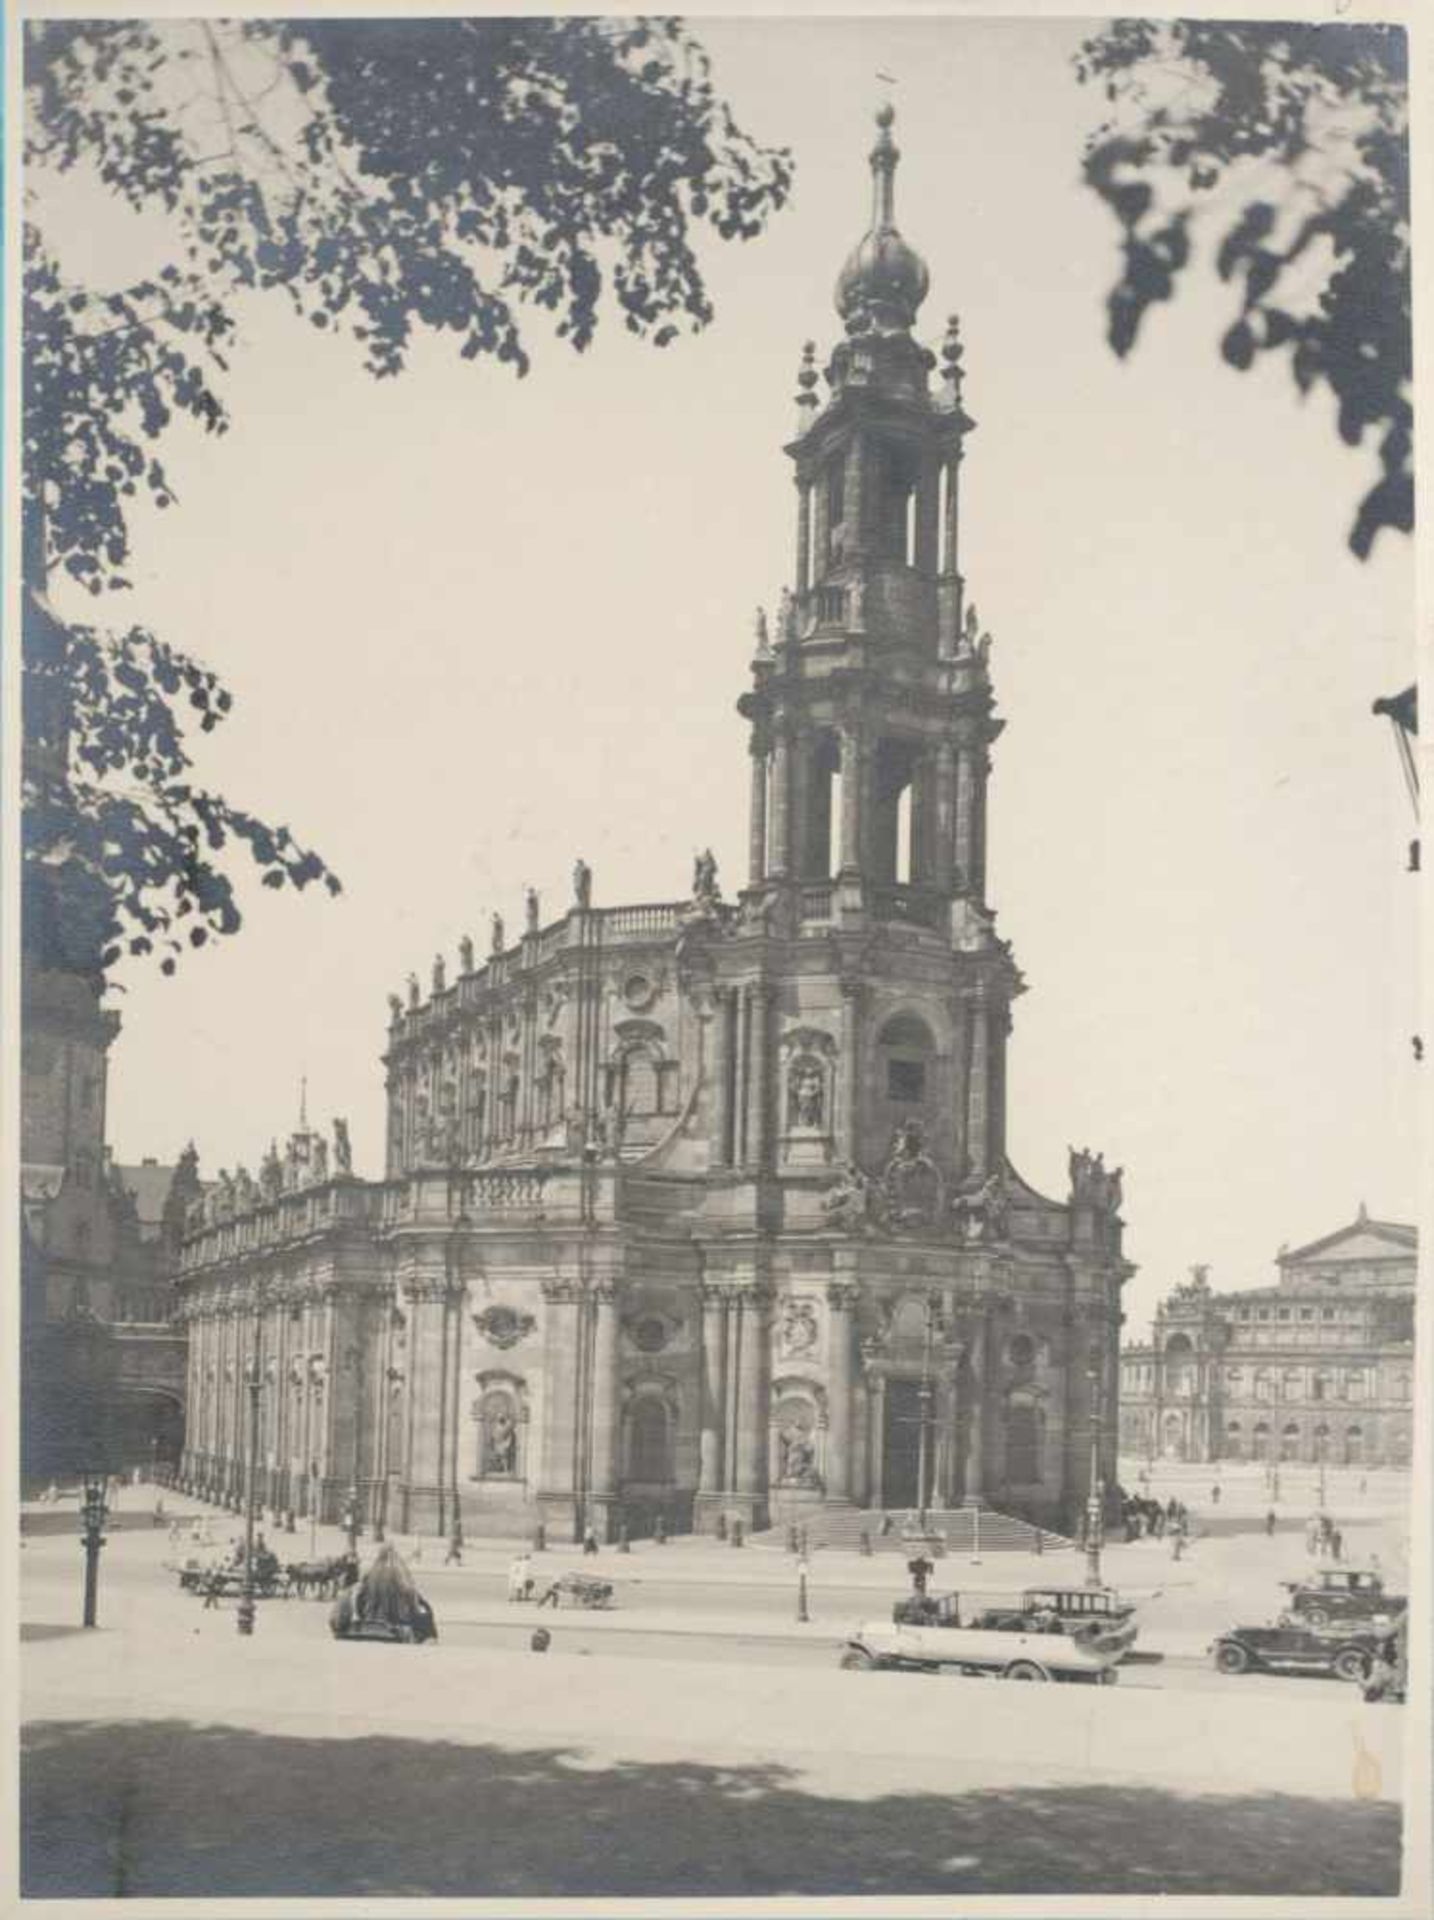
(299, 1075, 308, 1131)
(870, 102, 898, 230)
(834, 101, 929, 333)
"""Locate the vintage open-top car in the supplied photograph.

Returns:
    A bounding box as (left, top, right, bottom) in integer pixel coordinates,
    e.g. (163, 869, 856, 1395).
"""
(1280, 1567, 1406, 1627)
(842, 1590, 1129, 1683)
(1210, 1618, 1386, 1683)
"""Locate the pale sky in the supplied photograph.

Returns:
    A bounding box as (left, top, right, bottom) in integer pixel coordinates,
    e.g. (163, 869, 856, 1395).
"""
(34, 13, 1417, 1340)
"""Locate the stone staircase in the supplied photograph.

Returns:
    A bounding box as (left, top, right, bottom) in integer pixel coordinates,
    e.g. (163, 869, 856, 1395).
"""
(755, 1505, 1073, 1556)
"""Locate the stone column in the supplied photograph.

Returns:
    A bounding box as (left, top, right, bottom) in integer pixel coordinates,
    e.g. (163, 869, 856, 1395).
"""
(867, 1371, 886, 1510)
(795, 480, 811, 595)
(733, 1290, 770, 1516)
(966, 992, 990, 1180)
(954, 741, 976, 892)
(825, 1285, 857, 1501)
(933, 740, 956, 891)
(746, 984, 771, 1171)
(538, 1277, 581, 1539)
(697, 1286, 728, 1512)
(710, 988, 733, 1169)
(844, 430, 866, 557)
(588, 1283, 621, 1538)
(811, 473, 829, 583)
(839, 980, 863, 1164)
(972, 752, 989, 899)
(838, 725, 862, 874)
(401, 1274, 450, 1534)
(747, 736, 768, 886)
(769, 726, 792, 878)
(965, 1311, 988, 1499)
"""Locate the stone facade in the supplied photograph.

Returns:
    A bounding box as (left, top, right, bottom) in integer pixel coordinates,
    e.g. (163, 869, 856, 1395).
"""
(176, 109, 1133, 1541)
(20, 965, 199, 1479)
(1119, 1209, 1416, 1468)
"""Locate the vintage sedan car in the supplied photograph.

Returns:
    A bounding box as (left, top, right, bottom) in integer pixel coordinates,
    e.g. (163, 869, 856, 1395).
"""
(1018, 1586, 1139, 1653)
(1210, 1619, 1384, 1683)
(842, 1590, 1127, 1683)
(1280, 1567, 1406, 1627)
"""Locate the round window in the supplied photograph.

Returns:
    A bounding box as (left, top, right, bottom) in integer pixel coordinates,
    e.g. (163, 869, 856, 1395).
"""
(622, 973, 655, 1011)
(632, 1316, 668, 1353)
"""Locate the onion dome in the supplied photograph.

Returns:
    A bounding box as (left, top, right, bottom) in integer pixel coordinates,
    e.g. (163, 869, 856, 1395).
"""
(834, 105, 931, 334)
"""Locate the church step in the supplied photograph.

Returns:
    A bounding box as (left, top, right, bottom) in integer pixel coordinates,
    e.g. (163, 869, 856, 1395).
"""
(753, 1506, 1073, 1555)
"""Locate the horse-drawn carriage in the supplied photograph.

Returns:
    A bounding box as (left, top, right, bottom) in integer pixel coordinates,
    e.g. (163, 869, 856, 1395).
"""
(177, 1550, 288, 1601)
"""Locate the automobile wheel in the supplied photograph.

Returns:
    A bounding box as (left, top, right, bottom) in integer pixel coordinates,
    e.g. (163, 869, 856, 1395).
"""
(1214, 1641, 1250, 1675)
(840, 1647, 878, 1671)
(1099, 1666, 1120, 1685)
(1303, 1606, 1329, 1627)
(1003, 1659, 1049, 1682)
(1334, 1647, 1371, 1683)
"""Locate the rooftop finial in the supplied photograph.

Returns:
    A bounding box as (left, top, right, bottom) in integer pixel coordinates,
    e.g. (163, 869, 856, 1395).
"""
(299, 1075, 308, 1131)
(871, 102, 898, 230)
(834, 102, 929, 334)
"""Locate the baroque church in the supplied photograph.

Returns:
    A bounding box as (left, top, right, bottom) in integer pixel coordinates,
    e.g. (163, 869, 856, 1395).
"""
(175, 109, 1132, 1541)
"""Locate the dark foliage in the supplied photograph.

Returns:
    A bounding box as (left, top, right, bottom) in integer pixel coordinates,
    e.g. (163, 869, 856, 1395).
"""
(1076, 21, 1410, 560)
(24, 18, 792, 978)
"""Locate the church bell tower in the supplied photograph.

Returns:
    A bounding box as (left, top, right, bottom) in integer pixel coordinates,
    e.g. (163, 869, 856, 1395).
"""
(740, 105, 1003, 924)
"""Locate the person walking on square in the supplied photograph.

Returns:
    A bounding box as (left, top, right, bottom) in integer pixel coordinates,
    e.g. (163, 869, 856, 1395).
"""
(444, 1532, 463, 1567)
(1330, 1526, 1343, 1562)
(508, 1552, 532, 1602)
(908, 1552, 934, 1600)
(1265, 1509, 1277, 1537)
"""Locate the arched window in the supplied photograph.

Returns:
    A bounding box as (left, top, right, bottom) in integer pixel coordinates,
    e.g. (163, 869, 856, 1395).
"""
(1280, 1421, 1300, 1461)
(1008, 1333, 1036, 1371)
(1006, 1401, 1041, 1483)
(1254, 1368, 1272, 1403)
(627, 1396, 673, 1484)
(1343, 1426, 1363, 1465)
(1253, 1419, 1271, 1459)
(878, 1013, 934, 1109)
(1225, 1419, 1243, 1460)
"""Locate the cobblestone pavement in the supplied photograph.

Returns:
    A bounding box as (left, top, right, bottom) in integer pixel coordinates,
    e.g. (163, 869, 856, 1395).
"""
(20, 1476, 1412, 1902)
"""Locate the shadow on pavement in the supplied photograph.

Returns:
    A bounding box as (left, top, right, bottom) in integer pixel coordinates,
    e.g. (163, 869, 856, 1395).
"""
(22, 1717, 1400, 1899)
(20, 1624, 93, 1644)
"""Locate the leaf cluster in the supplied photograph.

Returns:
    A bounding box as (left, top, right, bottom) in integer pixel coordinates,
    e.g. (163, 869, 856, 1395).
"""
(1076, 21, 1410, 559)
(23, 17, 791, 980)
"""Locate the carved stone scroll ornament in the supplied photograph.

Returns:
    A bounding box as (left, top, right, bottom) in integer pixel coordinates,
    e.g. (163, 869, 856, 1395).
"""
(777, 1297, 820, 1358)
(882, 1121, 943, 1231)
(472, 1304, 536, 1351)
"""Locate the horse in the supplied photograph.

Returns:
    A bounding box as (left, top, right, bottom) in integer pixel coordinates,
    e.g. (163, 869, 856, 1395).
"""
(285, 1555, 349, 1600)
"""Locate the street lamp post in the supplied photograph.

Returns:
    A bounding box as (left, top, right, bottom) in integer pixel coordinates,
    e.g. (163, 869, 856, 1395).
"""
(796, 1556, 810, 1624)
(1084, 1354, 1105, 1590)
(236, 1356, 262, 1637)
(915, 1292, 941, 1531)
(79, 1468, 109, 1628)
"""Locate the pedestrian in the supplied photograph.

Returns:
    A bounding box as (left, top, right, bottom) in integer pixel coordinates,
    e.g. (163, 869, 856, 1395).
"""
(582, 1528, 599, 1557)
(1172, 1530, 1186, 1562)
(1330, 1526, 1343, 1561)
(444, 1532, 463, 1566)
(507, 1552, 532, 1602)
(201, 1570, 222, 1609)
(153, 1496, 166, 1527)
(1359, 1475, 1368, 1496)
(908, 1552, 934, 1600)
(1265, 1509, 1277, 1537)
(1211, 1484, 1221, 1506)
